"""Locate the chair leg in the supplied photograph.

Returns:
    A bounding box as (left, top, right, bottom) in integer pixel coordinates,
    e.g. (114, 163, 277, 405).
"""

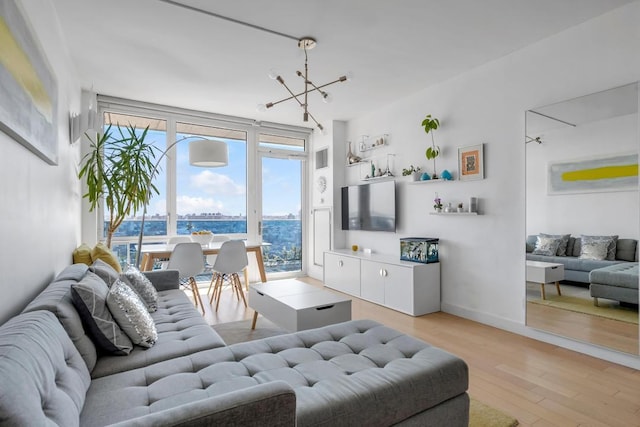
(190, 277, 205, 315)
(207, 273, 217, 296)
(233, 273, 247, 307)
(209, 274, 222, 305)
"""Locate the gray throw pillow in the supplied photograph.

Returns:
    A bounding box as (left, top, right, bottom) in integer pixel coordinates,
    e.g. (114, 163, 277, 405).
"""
(89, 259, 120, 287)
(580, 235, 618, 261)
(539, 233, 571, 256)
(532, 236, 561, 256)
(579, 238, 610, 260)
(122, 266, 159, 312)
(70, 272, 133, 355)
(106, 280, 158, 348)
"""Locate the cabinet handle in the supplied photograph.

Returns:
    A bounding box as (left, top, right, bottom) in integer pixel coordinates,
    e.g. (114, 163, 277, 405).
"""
(338, 260, 343, 267)
(382, 269, 388, 277)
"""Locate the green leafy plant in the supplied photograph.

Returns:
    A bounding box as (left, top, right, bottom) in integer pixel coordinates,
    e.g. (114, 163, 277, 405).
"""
(79, 124, 159, 248)
(402, 165, 421, 176)
(421, 114, 440, 177)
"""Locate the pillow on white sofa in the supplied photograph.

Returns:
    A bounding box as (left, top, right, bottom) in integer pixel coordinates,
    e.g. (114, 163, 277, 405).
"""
(532, 235, 561, 256)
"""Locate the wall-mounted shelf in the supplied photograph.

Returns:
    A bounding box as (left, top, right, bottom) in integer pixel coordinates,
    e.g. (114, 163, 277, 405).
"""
(347, 153, 396, 181)
(429, 211, 479, 216)
(358, 134, 388, 153)
(362, 175, 395, 182)
(407, 178, 452, 185)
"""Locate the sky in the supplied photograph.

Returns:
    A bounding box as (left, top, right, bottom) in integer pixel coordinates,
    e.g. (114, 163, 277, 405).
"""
(139, 129, 302, 218)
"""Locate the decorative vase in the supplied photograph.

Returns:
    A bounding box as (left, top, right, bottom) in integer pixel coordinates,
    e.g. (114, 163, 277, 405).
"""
(421, 173, 430, 181)
(435, 207, 442, 213)
(412, 172, 421, 181)
(346, 142, 361, 164)
(457, 207, 463, 213)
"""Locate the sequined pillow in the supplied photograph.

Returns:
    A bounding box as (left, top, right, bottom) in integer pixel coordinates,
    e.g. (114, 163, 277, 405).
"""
(70, 272, 133, 355)
(122, 266, 158, 312)
(532, 236, 561, 256)
(579, 236, 615, 261)
(539, 233, 571, 256)
(580, 235, 618, 261)
(106, 280, 157, 348)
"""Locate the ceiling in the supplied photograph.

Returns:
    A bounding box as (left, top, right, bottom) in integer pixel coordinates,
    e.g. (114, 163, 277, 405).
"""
(50, 0, 633, 130)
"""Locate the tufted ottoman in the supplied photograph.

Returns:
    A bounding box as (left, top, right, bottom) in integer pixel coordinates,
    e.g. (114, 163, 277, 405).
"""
(82, 319, 469, 426)
(589, 262, 639, 305)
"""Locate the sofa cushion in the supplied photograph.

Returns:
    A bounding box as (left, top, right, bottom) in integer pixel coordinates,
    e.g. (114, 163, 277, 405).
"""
(532, 235, 561, 256)
(72, 243, 93, 265)
(22, 263, 98, 372)
(580, 235, 618, 261)
(91, 242, 122, 272)
(123, 265, 159, 312)
(70, 271, 133, 355)
(579, 238, 610, 260)
(590, 263, 639, 290)
(107, 280, 158, 348)
(89, 258, 121, 286)
(80, 319, 468, 426)
(616, 239, 638, 262)
(540, 233, 571, 256)
(91, 289, 227, 378)
(0, 311, 91, 426)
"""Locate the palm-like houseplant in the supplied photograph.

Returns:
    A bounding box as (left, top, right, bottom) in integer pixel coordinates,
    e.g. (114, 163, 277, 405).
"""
(421, 114, 440, 178)
(79, 124, 159, 248)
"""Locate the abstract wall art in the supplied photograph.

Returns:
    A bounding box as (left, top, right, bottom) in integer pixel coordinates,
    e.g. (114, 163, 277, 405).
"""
(0, 0, 58, 165)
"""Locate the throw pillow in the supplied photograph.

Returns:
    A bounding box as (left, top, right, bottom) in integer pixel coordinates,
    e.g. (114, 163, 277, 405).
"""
(70, 272, 133, 355)
(72, 243, 93, 265)
(579, 238, 610, 260)
(90, 259, 120, 287)
(580, 235, 618, 261)
(539, 233, 571, 256)
(91, 242, 122, 273)
(532, 236, 561, 256)
(122, 266, 159, 312)
(107, 280, 157, 348)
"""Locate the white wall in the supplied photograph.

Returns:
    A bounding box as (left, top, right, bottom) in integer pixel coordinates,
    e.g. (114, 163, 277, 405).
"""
(526, 114, 638, 238)
(0, 0, 82, 324)
(340, 2, 640, 366)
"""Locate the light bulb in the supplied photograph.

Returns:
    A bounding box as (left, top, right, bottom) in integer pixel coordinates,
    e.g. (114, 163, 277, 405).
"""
(322, 92, 333, 104)
(256, 104, 267, 112)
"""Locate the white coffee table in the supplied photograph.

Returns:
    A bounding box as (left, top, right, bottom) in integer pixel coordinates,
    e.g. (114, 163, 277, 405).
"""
(249, 279, 352, 332)
(526, 260, 564, 300)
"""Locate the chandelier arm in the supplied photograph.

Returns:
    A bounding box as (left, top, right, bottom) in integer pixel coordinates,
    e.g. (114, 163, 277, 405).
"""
(266, 77, 347, 107)
(277, 78, 306, 109)
(304, 109, 324, 131)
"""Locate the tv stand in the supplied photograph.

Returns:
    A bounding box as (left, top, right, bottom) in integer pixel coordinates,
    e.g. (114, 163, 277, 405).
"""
(323, 250, 440, 316)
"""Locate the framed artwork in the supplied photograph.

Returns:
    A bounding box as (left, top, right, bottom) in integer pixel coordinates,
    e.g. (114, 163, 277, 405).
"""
(0, 0, 58, 165)
(458, 143, 484, 181)
(547, 152, 638, 195)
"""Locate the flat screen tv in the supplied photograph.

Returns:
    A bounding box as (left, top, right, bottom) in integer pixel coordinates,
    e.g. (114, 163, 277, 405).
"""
(341, 180, 396, 232)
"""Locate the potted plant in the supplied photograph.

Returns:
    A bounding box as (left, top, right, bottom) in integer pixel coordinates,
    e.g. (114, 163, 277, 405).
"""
(433, 194, 443, 212)
(402, 165, 422, 181)
(79, 124, 159, 248)
(421, 114, 440, 178)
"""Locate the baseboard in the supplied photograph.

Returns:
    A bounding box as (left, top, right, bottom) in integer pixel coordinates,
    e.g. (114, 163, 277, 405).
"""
(442, 302, 640, 370)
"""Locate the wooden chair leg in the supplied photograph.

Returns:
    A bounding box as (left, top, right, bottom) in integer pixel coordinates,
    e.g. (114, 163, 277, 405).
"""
(233, 273, 247, 307)
(190, 277, 205, 315)
(210, 274, 222, 305)
(207, 273, 217, 296)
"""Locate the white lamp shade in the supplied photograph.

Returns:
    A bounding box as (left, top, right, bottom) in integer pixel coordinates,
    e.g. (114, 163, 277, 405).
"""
(189, 139, 228, 167)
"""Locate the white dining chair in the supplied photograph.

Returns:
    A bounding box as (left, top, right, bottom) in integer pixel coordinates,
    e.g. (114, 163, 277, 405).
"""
(208, 240, 248, 311)
(158, 236, 193, 269)
(167, 242, 206, 315)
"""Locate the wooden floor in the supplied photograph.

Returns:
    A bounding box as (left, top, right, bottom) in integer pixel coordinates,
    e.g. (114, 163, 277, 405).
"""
(194, 277, 640, 427)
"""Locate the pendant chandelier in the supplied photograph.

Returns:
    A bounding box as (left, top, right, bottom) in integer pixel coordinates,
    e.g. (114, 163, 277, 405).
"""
(257, 37, 349, 131)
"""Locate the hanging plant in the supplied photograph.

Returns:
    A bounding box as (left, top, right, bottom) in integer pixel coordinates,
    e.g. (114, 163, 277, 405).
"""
(421, 114, 440, 178)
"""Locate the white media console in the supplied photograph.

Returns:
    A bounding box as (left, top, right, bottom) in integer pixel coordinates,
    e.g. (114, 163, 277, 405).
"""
(323, 249, 441, 316)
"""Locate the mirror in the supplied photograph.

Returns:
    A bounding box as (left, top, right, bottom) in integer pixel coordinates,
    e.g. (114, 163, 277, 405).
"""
(525, 82, 639, 355)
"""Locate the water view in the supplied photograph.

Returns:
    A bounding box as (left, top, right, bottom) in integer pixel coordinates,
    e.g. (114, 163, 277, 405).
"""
(110, 219, 302, 273)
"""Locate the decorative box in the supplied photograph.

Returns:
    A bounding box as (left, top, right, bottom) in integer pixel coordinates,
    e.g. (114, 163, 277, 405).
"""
(400, 237, 439, 264)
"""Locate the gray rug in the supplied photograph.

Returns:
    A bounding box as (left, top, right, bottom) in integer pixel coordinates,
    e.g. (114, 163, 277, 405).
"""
(212, 317, 288, 345)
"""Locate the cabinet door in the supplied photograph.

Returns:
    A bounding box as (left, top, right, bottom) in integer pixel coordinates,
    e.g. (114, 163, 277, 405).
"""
(324, 253, 360, 296)
(382, 264, 414, 314)
(360, 260, 385, 304)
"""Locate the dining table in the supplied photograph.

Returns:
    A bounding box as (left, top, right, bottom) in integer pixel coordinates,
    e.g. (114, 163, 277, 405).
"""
(138, 241, 268, 284)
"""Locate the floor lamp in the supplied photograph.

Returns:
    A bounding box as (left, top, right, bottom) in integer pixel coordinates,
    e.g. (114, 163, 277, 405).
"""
(134, 136, 228, 267)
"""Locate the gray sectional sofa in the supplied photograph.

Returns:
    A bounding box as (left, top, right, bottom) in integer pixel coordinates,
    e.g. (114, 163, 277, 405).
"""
(526, 234, 639, 306)
(0, 263, 469, 426)
(526, 235, 638, 283)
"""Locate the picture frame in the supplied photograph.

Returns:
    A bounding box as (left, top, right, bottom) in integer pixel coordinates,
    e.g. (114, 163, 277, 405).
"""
(458, 143, 484, 181)
(0, 0, 59, 165)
